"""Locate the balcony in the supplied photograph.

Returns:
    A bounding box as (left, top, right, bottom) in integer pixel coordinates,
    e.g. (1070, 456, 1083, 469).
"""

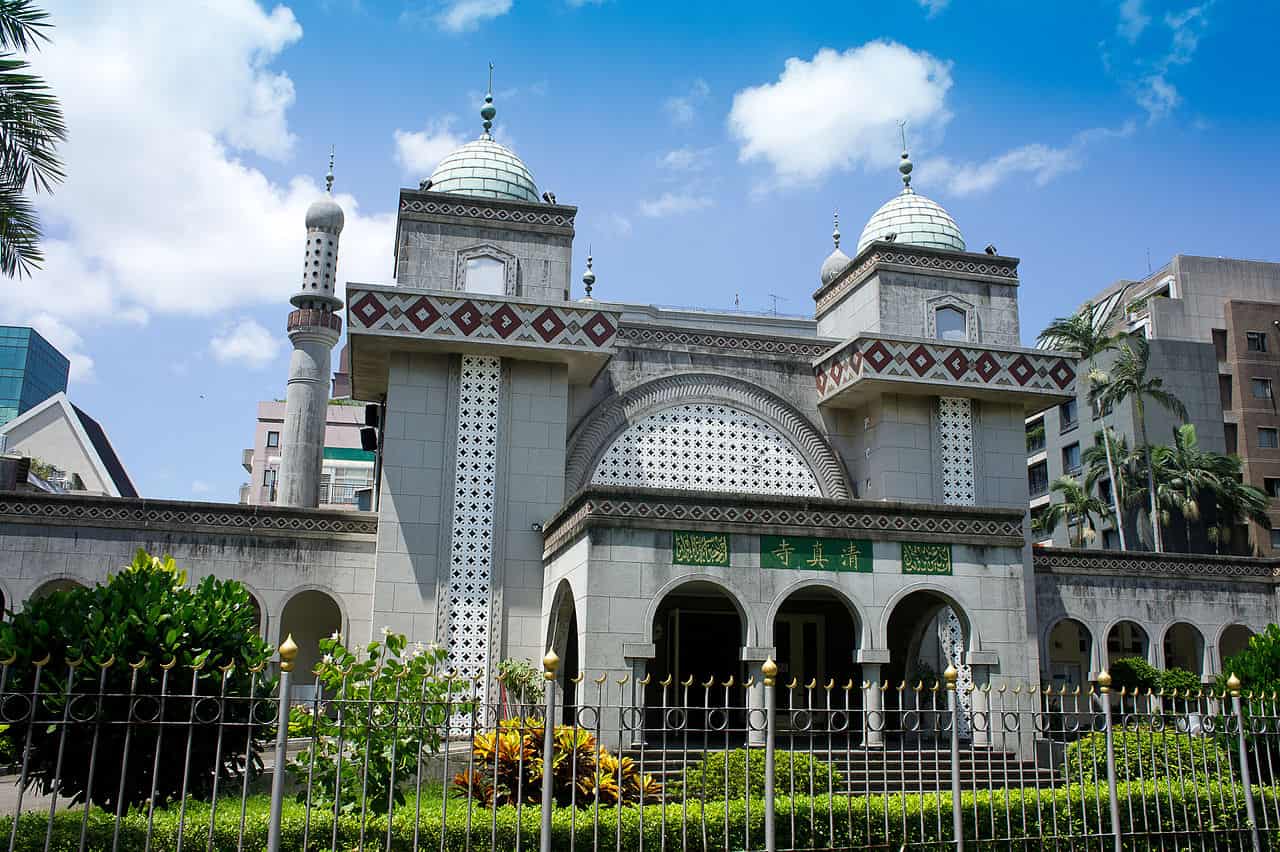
(241, 448, 254, 473)
(346, 284, 621, 399)
(813, 333, 1077, 414)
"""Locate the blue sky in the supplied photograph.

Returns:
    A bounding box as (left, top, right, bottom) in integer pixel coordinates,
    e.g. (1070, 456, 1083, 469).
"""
(11, 0, 1279, 502)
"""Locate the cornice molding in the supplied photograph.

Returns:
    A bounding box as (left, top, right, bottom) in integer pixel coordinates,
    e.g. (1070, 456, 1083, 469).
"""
(1033, 546, 1280, 582)
(616, 324, 834, 359)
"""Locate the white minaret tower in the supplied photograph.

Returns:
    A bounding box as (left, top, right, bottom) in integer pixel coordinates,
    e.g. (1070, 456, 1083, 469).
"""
(277, 153, 344, 508)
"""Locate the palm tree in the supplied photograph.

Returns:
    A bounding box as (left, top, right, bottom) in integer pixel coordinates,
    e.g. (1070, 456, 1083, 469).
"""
(0, 0, 65, 277)
(1083, 428, 1145, 545)
(1208, 469, 1271, 554)
(1040, 473, 1111, 548)
(1150, 424, 1230, 551)
(1093, 335, 1188, 552)
(1037, 303, 1127, 548)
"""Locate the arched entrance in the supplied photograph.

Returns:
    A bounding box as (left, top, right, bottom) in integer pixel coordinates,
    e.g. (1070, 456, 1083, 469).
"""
(1163, 622, 1205, 676)
(771, 586, 860, 710)
(885, 590, 970, 738)
(1105, 620, 1149, 667)
(545, 580, 580, 723)
(30, 578, 86, 601)
(279, 589, 343, 696)
(649, 581, 745, 716)
(1219, 624, 1254, 670)
(1046, 618, 1093, 689)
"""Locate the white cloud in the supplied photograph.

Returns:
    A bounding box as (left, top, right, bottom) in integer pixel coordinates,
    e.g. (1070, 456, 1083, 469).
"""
(394, 117, 463, 175)
(604, 213, 632, 237)
(638, 192, 714, 218)
(435, 0, 512, 32)
(27, 313, 95, 383)
(921, 122, 1136, 197)
(658, 146, 713, 172)
(728, 42, 952, 186)
(210, 318, 282, 369)
(1117, 0, 1150, 42)
(191, 479, 212, 494)
(664, 79, 710, 125)
(916, 0, 949, 17)
(11, 1, 395, 376)
(1136, 74, 1179, 120)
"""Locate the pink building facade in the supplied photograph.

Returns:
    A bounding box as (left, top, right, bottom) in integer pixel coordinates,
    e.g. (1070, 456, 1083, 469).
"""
(239, 400, 373, 509)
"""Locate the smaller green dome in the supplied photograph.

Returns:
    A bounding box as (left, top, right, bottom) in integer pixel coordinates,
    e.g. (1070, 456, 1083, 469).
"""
(428, 138, 540, 204)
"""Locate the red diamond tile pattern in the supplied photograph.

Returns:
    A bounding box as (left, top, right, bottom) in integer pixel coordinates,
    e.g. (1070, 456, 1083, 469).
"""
(532, 308, 566, 342)
(490, 304, 522, 339)
(405, 296, 442, 332)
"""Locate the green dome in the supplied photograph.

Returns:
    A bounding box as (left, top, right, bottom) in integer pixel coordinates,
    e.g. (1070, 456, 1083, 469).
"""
(428, 138, 540, 204)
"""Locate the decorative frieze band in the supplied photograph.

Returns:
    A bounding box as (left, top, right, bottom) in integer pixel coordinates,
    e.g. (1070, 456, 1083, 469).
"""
(814, 245, 1019, 316)
(616, 325, 833, 359)
(399, 196, 575, 230)
(1033, 546, 1280, 581)
(542, 487, 1025, 558)
(0, 493, 378, 538)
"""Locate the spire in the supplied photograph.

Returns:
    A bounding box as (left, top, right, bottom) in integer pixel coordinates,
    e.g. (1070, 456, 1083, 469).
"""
(481, 62, 496, 139)
(581, 247, 595, 300)
(325, 147, 335, 194)
(897, 120, 913, 192)
(832, 211, 841, 249)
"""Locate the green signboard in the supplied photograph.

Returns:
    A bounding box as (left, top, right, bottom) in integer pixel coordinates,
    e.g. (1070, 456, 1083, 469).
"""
(672, 530, 730, 567)
(901, 542, 952, 575)
(761, 535, 872, 573)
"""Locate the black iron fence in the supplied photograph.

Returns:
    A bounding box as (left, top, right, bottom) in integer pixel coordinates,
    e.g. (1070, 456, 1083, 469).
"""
(0, 641, 1277, 850)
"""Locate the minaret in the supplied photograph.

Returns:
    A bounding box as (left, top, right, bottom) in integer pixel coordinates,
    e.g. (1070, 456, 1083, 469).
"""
(277, 152, 344, 509)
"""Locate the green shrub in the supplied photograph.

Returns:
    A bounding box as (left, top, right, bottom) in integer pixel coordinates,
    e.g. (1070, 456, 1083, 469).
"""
(1220, 623, 1280, 696)
(673, 748, 843, 800)
(1159, 666, 1202, 695)
(497, 657, 544, 706)
(1065, 728, 1233, 782)
(1110, 656, 1161, 693)
(287, 630, 460, 814)
(0, 549, 271, 811)
(2, 780, 1274, 850)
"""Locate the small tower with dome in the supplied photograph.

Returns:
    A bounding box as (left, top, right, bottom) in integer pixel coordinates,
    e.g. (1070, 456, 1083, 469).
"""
(277, 153, 344, 509)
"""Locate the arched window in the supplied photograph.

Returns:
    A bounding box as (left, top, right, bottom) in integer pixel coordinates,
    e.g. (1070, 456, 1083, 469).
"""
(464, 256, 506, 296)
(935, 306, 967, 341)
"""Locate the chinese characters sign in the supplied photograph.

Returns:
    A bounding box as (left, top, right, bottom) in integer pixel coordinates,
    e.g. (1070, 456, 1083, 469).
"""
(901, 542, 952, 575)
(672, 531, 731, 567)
(760, 535, 872, 573)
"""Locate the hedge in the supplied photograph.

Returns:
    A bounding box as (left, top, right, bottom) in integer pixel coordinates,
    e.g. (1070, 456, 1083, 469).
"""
(671, 748, 843, 800)
(1065, 729, 1234, 782)
(4, 782, 1277, 851)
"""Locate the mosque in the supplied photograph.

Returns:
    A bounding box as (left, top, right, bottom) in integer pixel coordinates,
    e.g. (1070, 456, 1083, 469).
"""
(0, 83, 1273, 713)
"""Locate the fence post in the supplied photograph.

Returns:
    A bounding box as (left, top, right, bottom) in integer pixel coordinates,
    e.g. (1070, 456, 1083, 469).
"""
(945, 665, 964, 852)
(763, 656, 778, 852)
(1229, 674, 1263, 852)
(266, 635, 297, 852)
(540, 651, 559, 852)
(1098, 671, 1122, 852)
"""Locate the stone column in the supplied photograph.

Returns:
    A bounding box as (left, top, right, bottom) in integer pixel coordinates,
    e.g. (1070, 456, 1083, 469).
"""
(858, 649, 891, 748)
(623, 643, 654, 748)
(741, 646, 773, 747)
(965, 651, 999, 749)
(277, 316, 340, 508)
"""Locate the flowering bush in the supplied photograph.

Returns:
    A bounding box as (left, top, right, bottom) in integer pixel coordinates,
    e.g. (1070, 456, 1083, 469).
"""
(287, 629, 468, 813)
(452, 719, 661, 807)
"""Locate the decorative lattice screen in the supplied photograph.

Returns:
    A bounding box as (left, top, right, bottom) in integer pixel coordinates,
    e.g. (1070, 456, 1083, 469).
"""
(590, 403, 821, 496)
(938, 397, 975, 506)
(445, 355, 501, 681)
(938, 607, 973, 736)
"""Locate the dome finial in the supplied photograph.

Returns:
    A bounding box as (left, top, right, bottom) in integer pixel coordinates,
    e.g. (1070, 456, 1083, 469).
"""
(480, 62, 496, 139)
(325, 146, 335, 194)
(897, 119, 913, 192)
(832, 211, 841, 249)
(581, 246, 595, 300)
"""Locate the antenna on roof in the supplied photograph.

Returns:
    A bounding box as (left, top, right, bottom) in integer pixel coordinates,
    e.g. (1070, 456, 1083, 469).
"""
(767, 293, 788, 315)
(1146, 247, 1152, 274)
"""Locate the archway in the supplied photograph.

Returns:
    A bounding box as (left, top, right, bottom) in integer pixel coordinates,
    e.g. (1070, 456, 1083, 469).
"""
(1219, 624, 1254, 670)
(248, 594, 264, 639)
(279, 589, 343, 696)
(545, 580, 580, 723)
(30, 578, 86, 601)
(649, 580, 745, 715)
(1046, 618, 1093, 689)
(885, 590, 970, 738)
(771, 586, 860, 710)
(1163, 622, 1205, 676)
(1105, 620, 1149, 667)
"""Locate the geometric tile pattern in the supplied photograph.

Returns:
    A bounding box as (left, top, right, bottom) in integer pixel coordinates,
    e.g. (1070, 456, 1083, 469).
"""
(347, 287, 618, 353)
(445, 355, 502, 682)
(938, 398, 975, 507)
(814, 336, 1075, 400)
(0, 493, 378, 536)
(400, 196, 575, 230)
(590, 403, 822, 497)
(542, 489, 1027, 558)
(1033, 547, 1280, 579)
(813, 245, 1019, 316)
(616, 325, 833, 359)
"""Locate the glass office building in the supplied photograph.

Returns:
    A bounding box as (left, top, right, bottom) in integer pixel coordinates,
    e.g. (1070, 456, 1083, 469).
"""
(0, 327, 70, 427)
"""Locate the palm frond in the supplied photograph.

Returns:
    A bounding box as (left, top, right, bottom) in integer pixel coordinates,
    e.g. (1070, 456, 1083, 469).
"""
(0, 176, 43, 276)
(0, 1, 51, 53)
(0, 54, 66, 193)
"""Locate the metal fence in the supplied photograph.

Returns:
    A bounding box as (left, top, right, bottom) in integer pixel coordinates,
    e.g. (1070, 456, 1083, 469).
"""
(0, 641, 1278, 851)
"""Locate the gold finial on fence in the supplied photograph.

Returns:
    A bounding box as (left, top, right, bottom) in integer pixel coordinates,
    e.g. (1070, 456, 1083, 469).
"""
(1227, 673, 1242, 697)
(278, 635, 299, 673)
(944, 665, 958, 691)
(762, 656, 778, 687)
(1097, 670, 1112, 694)
(701, 674, 716, 689)
(542, 650, 560, 681)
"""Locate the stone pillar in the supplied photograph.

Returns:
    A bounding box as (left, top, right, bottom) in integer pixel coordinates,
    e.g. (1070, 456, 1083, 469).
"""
(623, 643, 654, 748)
(742, 646, 773, 747)
(965, 651, 999, 749)
(277, 315, 340, 508)
(858, 648, 891, 748)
